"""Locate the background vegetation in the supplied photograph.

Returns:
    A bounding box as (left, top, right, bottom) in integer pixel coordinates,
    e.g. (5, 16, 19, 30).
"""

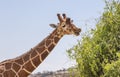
(68, 0, 120, 77)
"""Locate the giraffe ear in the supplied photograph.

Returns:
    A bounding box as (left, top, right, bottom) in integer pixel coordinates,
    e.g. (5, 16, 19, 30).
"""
(49, 24, 58, 28)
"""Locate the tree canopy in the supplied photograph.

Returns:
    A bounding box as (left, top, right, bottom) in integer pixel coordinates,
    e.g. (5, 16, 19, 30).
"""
(68, 0, 120, 77)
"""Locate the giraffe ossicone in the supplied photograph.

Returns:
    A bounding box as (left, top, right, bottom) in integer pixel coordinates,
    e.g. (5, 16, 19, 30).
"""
(0, 13, 81, 77)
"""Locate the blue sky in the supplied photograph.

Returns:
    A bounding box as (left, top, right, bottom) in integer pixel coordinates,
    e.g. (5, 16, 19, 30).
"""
(0, 0, 105, 73)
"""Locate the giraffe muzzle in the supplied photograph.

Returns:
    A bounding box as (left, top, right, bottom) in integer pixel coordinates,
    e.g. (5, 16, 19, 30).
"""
(74, 28, 81, 36)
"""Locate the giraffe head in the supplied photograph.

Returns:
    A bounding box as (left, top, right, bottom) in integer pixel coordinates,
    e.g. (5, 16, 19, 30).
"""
(50, 14, 81, 36)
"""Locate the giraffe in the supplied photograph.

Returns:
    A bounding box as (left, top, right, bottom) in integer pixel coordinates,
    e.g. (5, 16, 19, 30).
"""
(0, 14, 81, 77)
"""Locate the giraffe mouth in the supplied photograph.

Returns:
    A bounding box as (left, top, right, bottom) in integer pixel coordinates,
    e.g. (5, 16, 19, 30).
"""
(74, 28, 81, 36)
(74, 31, 80, 36)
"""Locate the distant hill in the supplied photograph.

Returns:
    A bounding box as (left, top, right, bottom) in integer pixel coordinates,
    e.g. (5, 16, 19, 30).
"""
(29, 69, 75, 77)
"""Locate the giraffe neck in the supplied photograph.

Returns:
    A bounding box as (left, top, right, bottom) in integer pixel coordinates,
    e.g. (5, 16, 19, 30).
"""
(0, 29, 63, 77)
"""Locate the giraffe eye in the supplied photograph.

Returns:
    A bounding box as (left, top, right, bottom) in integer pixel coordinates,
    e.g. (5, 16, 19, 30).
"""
(62, 25, 66, 27)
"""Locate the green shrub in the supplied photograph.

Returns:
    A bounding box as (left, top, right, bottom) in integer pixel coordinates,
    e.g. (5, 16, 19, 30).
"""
(68, 0, 120, 77)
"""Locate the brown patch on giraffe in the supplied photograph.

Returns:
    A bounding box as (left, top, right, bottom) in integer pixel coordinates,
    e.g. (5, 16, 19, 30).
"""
(23, 61, 34, 72)
(49, 35, 54, 39)
(36, 46, 46, 54)
(54, 37, 60, 43)
(18, 69, 29, 77)
(0, 74, 2, 77)
(0, 70, 3, 73)
(31, 49, 38, 58)
(32, 56, 41, 67)
(41, 51, 49, 60)
(49, 31, 56, 39)
(12, 63, 21, 72)
(0, 66, 4, 73)
(5, 63, 12, 70)
(48, 43, 55, 51)
(38, 40, 46, 46)
(15, 58, 24, 65)
(23, 54, 30, 62)
(3, 70, 16, 77)
(46, 39, 52, 46)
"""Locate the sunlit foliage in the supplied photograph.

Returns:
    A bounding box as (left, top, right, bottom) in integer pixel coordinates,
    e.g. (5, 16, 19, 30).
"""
(68, 0, 120, 77)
